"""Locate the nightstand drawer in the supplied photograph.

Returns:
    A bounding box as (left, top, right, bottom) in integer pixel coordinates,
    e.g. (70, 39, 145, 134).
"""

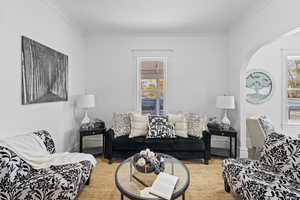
(79, 126, 106, 156)
(208, 127, 237, 158)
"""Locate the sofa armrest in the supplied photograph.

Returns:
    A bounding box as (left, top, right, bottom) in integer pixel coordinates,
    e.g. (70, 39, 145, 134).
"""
(105, 129, 114, 163)
(202, 130, 211, 162)
(0, 146, 33, 185)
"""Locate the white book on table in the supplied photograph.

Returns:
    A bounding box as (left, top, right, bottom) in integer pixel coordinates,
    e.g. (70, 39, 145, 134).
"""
(149, 172, 179, 200)
(140, 187, 157, 198)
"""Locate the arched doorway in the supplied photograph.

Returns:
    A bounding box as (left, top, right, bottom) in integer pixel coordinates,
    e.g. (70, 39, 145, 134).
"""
(239, 28, 300, 157)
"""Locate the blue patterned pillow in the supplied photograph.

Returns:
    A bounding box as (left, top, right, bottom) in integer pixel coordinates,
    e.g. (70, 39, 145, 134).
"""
(147, 116, 176, 138)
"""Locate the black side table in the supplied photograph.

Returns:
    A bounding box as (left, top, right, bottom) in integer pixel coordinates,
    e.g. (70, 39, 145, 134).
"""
(208, 127, 237, 158)
(80, 127, 106, 156)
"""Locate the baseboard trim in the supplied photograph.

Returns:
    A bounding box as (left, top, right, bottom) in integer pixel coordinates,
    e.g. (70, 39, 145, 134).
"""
(239, 146, 248, 158)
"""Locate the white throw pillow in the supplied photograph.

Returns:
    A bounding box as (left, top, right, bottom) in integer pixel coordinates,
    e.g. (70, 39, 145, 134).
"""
(169, 114, 188, 138)
(129, 113, 148, 138)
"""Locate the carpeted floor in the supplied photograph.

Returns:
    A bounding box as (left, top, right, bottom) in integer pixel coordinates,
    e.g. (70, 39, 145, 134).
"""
(76, 157, 236, 200)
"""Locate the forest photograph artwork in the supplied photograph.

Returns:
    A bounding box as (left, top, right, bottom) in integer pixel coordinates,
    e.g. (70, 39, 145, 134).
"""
(21, 36, 68, 105)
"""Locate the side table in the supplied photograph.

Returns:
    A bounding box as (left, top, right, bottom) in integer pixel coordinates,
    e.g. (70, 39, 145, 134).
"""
(80, 127, 106, 156)
(208, 127, 237, 158)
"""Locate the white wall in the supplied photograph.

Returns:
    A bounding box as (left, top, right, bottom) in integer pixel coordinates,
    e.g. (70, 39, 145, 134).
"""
(86, 35, 231, 148)
(228, 0, 300, 157)
(246, 34, 300, 139)
(0, 0, 87, 152)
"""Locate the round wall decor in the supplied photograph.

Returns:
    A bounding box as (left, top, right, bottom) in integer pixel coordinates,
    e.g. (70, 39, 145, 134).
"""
(246, 69, 273, 104)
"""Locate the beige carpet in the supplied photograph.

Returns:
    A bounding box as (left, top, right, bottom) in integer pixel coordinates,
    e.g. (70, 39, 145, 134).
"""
(76, 157, 236, 200)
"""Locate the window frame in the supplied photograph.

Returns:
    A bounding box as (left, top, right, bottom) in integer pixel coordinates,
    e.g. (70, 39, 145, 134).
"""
(281, 49, 300, 129)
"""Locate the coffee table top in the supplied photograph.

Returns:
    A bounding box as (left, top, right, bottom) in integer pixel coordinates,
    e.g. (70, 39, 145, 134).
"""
(115, 153, 190, 200)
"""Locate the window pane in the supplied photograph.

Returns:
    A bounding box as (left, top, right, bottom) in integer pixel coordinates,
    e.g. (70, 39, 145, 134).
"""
(139, 59, 165, 115)
(141, 97, 157, 115)
(287, 57, 300, 120)
(288, 97, 300, 120)
(141, 79, 157, 90)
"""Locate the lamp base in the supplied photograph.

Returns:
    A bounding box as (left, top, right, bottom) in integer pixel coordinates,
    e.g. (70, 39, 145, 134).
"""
(221, 110, 231, 126)
(81, 111, 91, 125)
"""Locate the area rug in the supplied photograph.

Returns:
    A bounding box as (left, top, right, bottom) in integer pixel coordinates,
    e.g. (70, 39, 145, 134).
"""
(76, 157, 236, 200)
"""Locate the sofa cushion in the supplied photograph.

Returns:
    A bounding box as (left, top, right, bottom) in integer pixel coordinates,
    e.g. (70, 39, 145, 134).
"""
(169, 114, 188, 138)
(147, 115, 176, 138)
(223, 158, 300, 200)
(145, 136, 205, 152)
(129, 113, 148, 138)
(112, 112, 131, 138)
(112, 135, 146, 151)
(112, 135, 205, 152)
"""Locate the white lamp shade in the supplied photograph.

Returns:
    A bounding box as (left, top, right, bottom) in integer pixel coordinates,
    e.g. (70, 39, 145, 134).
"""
(77, 94, 95, 108)
(216, 95, 235, 109)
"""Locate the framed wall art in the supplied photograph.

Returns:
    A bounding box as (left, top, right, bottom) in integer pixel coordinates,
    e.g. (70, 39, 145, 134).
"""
(21, 36, 68, 105)
(246, 69, 273, 104)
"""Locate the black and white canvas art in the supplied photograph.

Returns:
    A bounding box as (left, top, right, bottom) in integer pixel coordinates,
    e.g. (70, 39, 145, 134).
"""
(21, 36, 68, 105)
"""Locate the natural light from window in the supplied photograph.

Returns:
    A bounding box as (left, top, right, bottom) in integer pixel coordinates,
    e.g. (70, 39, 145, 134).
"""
(138, 59, 165, 115)
(287, 56, 300, 121)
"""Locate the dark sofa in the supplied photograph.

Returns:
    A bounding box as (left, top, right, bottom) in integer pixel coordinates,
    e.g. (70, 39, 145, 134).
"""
(105, 129, 211, 164)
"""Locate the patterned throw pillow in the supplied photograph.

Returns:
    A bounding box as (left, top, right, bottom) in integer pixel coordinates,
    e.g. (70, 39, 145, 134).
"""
(112, 112, 131, 138)
(260, 132, 300, 184)
(184, 113, 207, 137)
(260, 132, 288, 172)
(281, 137, 300, 184)
(33, 130, 56, 154)
(258, 115, 275, 135)
(147, 116, 176, 138)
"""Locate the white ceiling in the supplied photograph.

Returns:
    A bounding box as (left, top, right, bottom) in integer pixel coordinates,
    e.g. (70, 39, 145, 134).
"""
(53, 0, 263, 35)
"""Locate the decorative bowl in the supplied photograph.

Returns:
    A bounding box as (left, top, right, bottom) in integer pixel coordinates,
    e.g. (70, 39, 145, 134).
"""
(132, 153, 165, 174)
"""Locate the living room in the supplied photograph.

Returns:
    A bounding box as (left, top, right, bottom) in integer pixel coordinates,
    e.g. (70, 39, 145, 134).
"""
(1, 0, 299, 200)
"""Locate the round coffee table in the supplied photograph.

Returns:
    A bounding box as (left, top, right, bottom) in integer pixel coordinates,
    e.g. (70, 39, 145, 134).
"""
(115, 153, 190, 200)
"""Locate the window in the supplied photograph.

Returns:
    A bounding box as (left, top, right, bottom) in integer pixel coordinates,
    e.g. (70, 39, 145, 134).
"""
(287, 56, 300, 120)
(138, 58, 166, 115)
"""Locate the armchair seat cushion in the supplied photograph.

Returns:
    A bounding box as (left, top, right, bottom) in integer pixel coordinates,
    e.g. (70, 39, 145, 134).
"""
(9, 161, 93, 200)
(223, 158, 300, 200)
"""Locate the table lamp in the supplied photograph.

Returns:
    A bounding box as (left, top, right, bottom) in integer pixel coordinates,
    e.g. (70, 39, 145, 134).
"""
(216, 95, 235, 126)
(77, 94, 95, 125)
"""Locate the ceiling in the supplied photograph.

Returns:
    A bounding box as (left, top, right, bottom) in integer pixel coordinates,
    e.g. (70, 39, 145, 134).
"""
(53, 0, 263, 35)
